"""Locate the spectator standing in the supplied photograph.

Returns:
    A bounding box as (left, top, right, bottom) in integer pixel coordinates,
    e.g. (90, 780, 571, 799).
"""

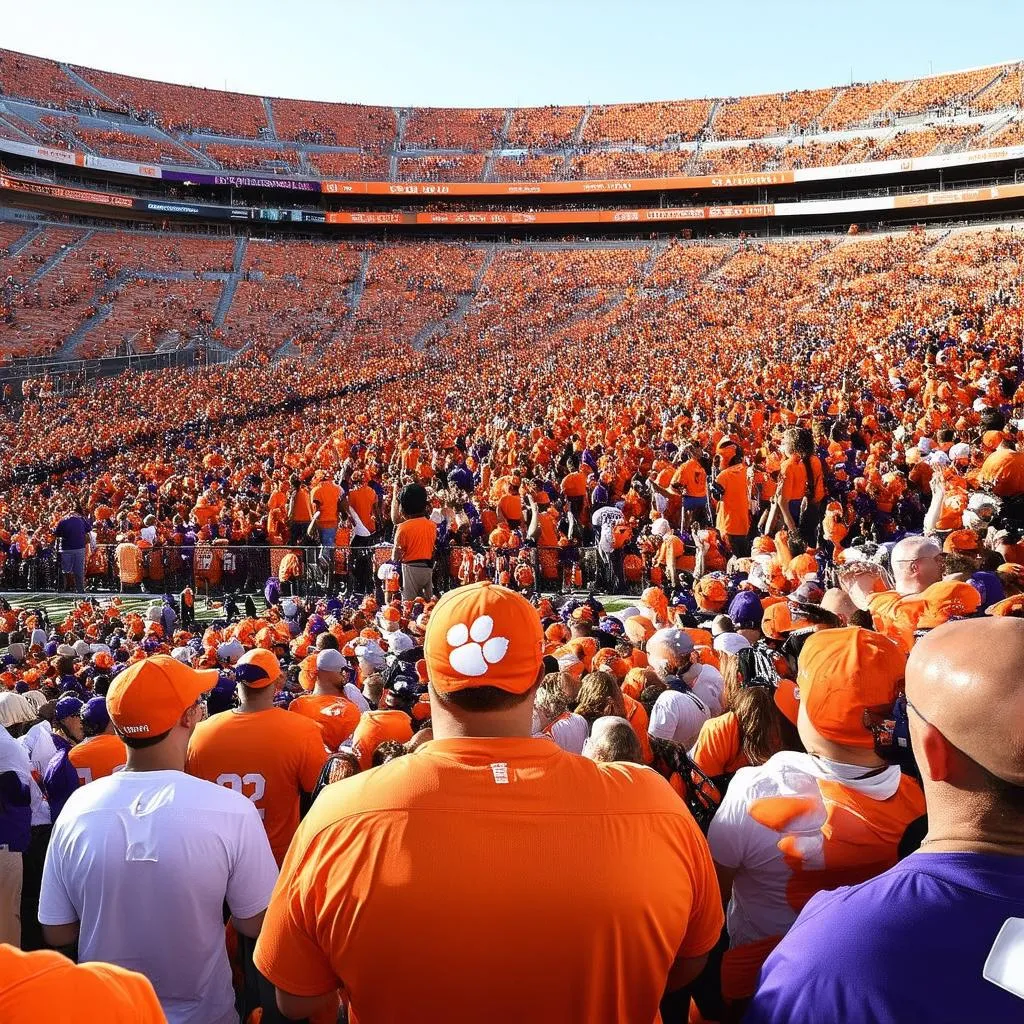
(54, 507, 92, 594)
(254, 582, 723, 1023)
(38, 656, 278, 1024)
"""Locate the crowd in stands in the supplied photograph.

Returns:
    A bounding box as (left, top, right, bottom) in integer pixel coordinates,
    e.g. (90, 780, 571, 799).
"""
(505, 105, 585, 148)
(396, 154, 488, 182)
(3, 50, 1024, 185)
(203, 144, 299, 172)
(402, 107, 505, 150)
(711, 88, 837, 141)
(3, 217, 1024, 1021)
(270, 99, 396, 149)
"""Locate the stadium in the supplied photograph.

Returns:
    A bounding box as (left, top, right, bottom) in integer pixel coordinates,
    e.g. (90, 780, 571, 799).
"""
(2, 14, 1024, 1024)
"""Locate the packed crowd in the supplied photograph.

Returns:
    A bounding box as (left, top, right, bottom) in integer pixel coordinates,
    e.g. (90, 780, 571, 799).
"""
(3, 379, 1024, 1022)
(3, 48, 1023, 183)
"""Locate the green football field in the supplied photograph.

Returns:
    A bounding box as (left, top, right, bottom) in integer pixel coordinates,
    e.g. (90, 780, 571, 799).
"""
(3, 591, 636, 629)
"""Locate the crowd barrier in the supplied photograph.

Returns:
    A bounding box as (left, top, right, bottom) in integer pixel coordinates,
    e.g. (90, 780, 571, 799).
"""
(1, 543, 646, 599)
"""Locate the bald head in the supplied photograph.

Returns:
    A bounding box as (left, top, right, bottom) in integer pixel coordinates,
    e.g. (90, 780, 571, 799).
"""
(891, 535, 943, 595)
(907, 618, 1024, 787)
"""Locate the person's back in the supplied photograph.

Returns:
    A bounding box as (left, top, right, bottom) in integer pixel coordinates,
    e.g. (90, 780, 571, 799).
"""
(40, 770, 273, 1024)
(290, 692, 360, 751)
(187, 702, 326, 864)
(747, 851, 1024, 1024)
(38, 655, 278, 1024)
(255, 581, 722, 1024)
(257, 734, 719, 1024)
(68, 732, 127, 784)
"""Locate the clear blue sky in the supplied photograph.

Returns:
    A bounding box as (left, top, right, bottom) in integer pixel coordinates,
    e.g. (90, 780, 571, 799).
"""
(5, 0, 1022, 108)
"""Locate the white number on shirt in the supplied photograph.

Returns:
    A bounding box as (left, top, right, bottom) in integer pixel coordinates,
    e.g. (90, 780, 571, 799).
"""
(215, 772, 267, 819)
(320, 704, 349, 717)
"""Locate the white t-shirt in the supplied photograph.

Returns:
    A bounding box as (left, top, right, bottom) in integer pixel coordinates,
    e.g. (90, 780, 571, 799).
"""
(648, 689, 711, 749)
(534, 712, 590, 755)
(707, 750, 906, 948)
(688, 665, 725, 717)
(343, 682, 371, 713)
(19, 721, 56, 826)
(39, 769, 278, 1024)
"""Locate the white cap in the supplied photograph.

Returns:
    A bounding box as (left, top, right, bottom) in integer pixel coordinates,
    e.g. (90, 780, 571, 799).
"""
(928, 450, 951, 467)
(170, 647, 194, 665)
(355, 639, 385, 670)
(948, 442, 971, 463)
(917, 437, 934, 453)
(73, 640, 91, 658)
(57, 643, 77, 658)
(30, 629, 47, 649)
(89, 644, 112, 657)
(316, 648, 348, 673)
(216, 638, 245, 664)
(0, 692, 36, 728)
(651, 518, 672, 538)
(281, 598, 298, 618)
(145, 606, 163, 624)
(387, 631, 415, 655)
(713, 633, 751, 655)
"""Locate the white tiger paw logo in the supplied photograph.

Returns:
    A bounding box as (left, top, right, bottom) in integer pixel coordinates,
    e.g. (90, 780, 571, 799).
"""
(446, 615, 509, 676)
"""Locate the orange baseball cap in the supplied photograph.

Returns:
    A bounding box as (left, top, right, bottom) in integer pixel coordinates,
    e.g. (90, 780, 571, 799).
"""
(695, 576, 728, 612)
(987, 594, 1024, 617)
(107, 655, 218, 739)
(796, 627, 906, 748)
(624, 615, 656, 645)
(915, 580, 982, 629)
(424, 581, 543, 695)
(761, 601, 816, 640)
(234, 648, 281, 688)
(943, 529, 981, 555)
(982, 430, 1005, 451)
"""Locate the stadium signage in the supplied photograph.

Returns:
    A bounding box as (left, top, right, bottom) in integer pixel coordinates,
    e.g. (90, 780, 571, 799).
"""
(2, 136, 1024, 197)
(0, 173, 135, 208)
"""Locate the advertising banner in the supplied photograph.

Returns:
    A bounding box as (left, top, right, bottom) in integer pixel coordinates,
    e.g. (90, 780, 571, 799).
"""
(161, 169, 320, 191)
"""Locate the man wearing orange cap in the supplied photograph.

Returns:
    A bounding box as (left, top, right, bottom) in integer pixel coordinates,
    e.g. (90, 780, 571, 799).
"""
(186, 648, 327, 865)
(254, 582, 723, 1024)
(707, 628, 924, 1011)
(39, 655, 279, 1024)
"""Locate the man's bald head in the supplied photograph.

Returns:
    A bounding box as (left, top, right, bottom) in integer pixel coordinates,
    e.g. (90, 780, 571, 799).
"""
(891, 535, 943, 595)
(907, 618, 1024, 787)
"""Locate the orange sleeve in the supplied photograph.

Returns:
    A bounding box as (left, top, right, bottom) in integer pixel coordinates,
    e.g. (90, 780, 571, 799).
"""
(690, 713, 742, 779)
(673, 810, 725, 961)
(253, 835, 341, 998)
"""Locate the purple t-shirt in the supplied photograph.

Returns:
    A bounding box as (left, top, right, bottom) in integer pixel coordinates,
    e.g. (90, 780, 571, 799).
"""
(746, 853, 1024, 1024)
(54, 514, 92, 551)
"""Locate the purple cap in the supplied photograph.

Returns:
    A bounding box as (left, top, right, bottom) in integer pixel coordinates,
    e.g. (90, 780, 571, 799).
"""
(54, 696, 83, 722)
(81, 696, 110, 733)
(44, 641, 58, 657)
(728, 591, 764, 630)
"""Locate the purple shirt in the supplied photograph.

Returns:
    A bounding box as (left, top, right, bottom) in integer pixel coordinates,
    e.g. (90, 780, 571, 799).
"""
(54, 514, 92, 551)
(747, 853, 1024, 1024)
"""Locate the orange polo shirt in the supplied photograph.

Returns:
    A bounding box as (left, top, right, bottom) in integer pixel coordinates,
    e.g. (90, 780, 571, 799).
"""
(186, 707, 328, 865)
(253, 737, 723, 1024)
(394, 517, 437, 562)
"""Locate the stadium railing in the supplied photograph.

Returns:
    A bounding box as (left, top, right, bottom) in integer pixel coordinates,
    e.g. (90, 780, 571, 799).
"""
(3, 543, 637, 599)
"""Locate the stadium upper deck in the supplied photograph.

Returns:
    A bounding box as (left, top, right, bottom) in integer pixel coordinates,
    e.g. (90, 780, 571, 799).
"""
(1, 48, 1023, 184)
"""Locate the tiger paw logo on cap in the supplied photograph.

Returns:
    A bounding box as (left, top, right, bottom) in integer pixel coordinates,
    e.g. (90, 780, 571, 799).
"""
(446, 615, 509, 676)
(425, 582, 544, 695)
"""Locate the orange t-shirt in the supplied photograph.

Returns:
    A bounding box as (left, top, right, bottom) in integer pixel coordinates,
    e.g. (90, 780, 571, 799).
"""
(394, 517, 437, 563)
(690, 711, 749, 778)
(779, 455, 826, 503)
(978, 447, 1024, 497)
(253, 737, 723, 1024)
(290, 487, 314, 523)
(115, 543, 143, 584)
(672, 459, 707, 499)
(351, 710, 414, 770)
(311, 481, 342, 529)
(186, 707, 327, 865)
(0, 945, 165, 1023)
(68, 733, 127, 784)
(289, 693, 362, 753)
(715, 463, 750, 538)
(348, 485, 377, 533)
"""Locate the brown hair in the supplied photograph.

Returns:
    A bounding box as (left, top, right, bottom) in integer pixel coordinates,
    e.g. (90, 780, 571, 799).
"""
(733, 687, 801, 766)
(574, 670, 626, 722)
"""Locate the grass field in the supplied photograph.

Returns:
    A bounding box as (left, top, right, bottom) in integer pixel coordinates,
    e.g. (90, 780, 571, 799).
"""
(4, 591, 637, 628)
